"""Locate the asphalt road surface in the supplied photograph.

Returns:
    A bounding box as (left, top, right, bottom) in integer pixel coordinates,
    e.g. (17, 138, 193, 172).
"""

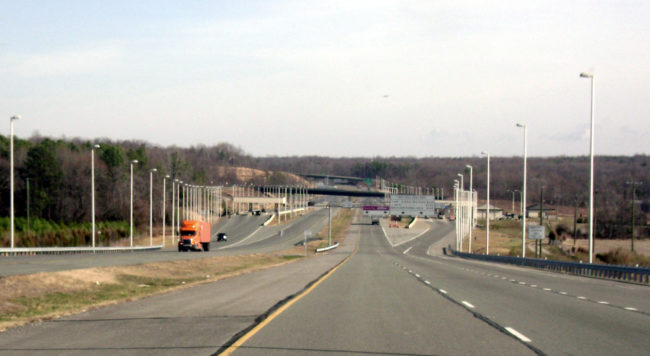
(0, 215, 648, 355)
(0, 210, 327, 276)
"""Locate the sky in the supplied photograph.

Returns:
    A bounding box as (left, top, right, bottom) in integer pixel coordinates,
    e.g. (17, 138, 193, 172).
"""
(1, 0, 649, 157)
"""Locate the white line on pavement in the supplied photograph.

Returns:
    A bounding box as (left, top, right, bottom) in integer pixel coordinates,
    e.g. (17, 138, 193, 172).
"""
(403, 246, 413, 255)
(506, 327, 532, 343)
(598, 301, 609, 305)
(439, 289, 448, 294)
(462, 301, 475, 308)
(625, 307, 638, 311)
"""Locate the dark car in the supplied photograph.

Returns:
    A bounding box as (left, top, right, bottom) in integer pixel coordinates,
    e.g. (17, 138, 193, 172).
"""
(217, 233, 228, 242)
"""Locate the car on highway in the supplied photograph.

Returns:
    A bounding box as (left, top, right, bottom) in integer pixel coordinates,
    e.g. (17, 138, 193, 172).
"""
(217, 232, 228, 242)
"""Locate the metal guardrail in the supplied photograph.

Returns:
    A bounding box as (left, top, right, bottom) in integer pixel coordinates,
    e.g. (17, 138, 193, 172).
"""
(0, 245, 163, 256)
(447, 245, 650, 284)
(316, 242, 340, 253)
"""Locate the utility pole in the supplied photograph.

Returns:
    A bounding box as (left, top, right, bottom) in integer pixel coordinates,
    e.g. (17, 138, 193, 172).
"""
(627, 181, 642, 252)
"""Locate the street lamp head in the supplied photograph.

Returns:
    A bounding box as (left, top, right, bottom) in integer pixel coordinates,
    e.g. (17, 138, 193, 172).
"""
(151, 168, 157, 173)
(131, 160, 139, 164)
(481, 151, 488, 156)
(580, 72, 593, 78)
(465, 164, 472, 169)
(516, 123, 526, 128)
(457, 173, 463, 177)
(10, 115, 20, 121)
(165, 175, 170, 179)
(93, 144, 101, 149)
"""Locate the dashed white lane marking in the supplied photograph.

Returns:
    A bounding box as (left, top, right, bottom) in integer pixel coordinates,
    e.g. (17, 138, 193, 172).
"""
(415, 274, 421, 278)
(530, 285, 537, 288)
(424, 280, 431, 285)
(462, 301, 475, 309)
(543, 288, 552, 291)
(578, 296, 587, 300)
(625, 307, 638, 311)
(559, 291, 568, 295)
(505, 327, 532, 343)
(501, 277, 507, 280)
(403, 246, 413, 255)
(509, 279, 516, 282)
(598, 301, 609, 305)
(518, 282, 526, 285)
(439, 289, 448, 294)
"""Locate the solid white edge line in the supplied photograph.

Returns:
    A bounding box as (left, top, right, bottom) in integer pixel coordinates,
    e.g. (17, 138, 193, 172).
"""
(393, 228, 432, 247)
(505, 327, 532, 343)
(218, 226, 262, 249)
(462, 301, 475, 309)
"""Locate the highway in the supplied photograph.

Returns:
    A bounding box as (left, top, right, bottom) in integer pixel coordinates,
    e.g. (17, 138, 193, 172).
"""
(0, 210, 328, 276)
(0, 214, 648, 355)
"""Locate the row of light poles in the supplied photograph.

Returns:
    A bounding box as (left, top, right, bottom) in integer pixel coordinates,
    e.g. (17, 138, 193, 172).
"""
(7, 121, 206, 249)
(507, 72, 595, 261)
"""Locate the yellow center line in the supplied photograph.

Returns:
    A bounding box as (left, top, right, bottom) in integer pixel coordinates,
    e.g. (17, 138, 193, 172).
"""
(219, 224, 361, 356)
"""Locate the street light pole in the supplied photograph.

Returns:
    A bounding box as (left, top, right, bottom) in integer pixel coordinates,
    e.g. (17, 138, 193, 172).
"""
(162, 175, 170, 247)
(172, 179, 177, 245)
(454, 180, 459, 250)
(10, 115, 20, 249)
(91, 144, 100, 250)
(149, 168, 157, 246)
(516, 123, 528, 258)
(580, 72, 595, 264)
(456, 173, 465, 252)
(466, 165, 473, 253)
(130, 160, 139, 247)
(481, 152, 490, 255)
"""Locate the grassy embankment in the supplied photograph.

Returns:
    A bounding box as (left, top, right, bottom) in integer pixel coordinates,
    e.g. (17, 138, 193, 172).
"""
(469, 218, 650, 267)
(313, 208, 355, 250)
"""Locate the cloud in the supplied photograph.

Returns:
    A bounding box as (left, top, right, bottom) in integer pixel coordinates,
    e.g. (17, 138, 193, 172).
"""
(6, 44, 124, 77)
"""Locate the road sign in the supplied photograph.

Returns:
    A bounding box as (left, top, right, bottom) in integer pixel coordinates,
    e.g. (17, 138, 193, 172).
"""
(363, 205, 390, 216)
(528, 225, 545, 240)
(389, 195, 437, 216)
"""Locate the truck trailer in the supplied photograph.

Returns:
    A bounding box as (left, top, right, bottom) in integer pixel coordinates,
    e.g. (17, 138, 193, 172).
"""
(178, 220, 211, 252)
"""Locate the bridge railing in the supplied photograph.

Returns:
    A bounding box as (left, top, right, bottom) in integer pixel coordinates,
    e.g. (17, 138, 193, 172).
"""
(0, 245, 163, 256)
(447, 245, 650, 284)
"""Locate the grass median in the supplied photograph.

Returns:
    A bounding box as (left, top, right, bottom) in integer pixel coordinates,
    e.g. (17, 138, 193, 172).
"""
(0, 253, 301, 332)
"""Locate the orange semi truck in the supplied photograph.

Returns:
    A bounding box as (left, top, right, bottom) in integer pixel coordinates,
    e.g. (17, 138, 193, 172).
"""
(178, 220, 211, 252)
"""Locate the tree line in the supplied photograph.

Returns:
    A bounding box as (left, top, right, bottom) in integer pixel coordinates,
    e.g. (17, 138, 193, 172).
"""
(0, 134, 647, 244)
